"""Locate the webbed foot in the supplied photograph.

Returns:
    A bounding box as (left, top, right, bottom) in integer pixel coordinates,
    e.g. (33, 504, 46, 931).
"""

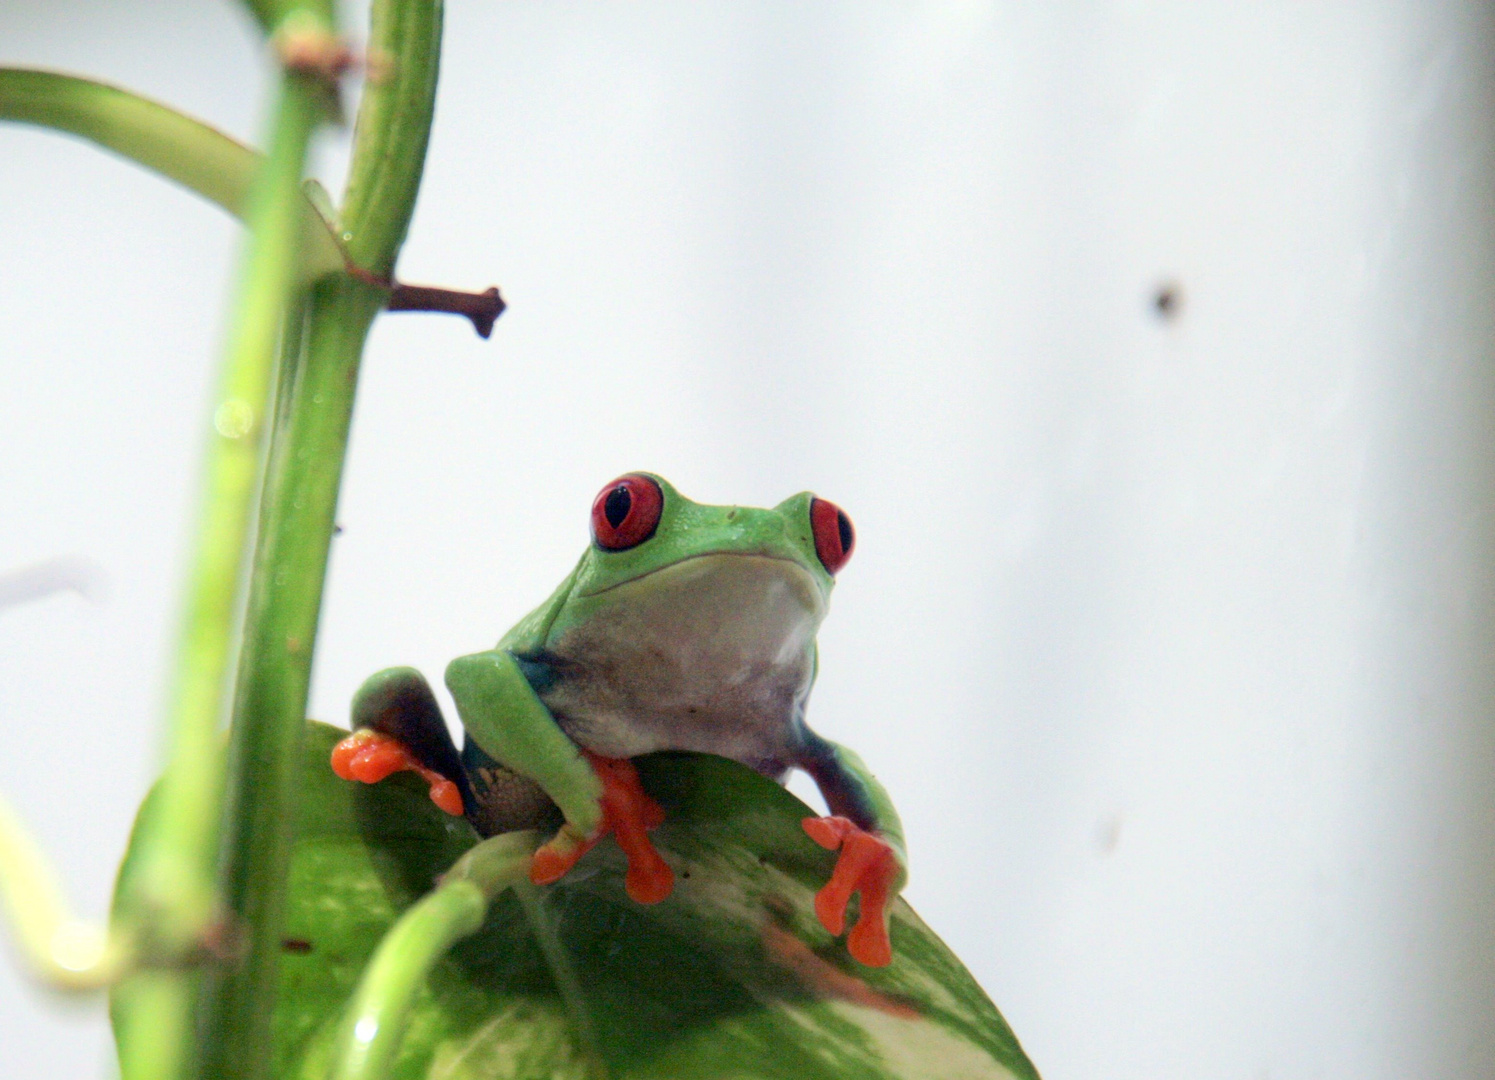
(529, 752, 673, 904)
(331, 729, 465, 817)
(802, 815, 901, 967)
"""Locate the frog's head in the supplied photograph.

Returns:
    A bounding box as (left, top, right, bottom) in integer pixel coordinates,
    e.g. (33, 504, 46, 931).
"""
(553, 473, 854, 651)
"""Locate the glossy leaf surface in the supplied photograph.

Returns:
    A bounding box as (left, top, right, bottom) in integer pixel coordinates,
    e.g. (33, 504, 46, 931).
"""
(118, 723, 1040, 1079)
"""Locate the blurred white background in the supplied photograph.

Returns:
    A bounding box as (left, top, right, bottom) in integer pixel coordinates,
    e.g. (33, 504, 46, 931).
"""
(4, 2, 1495, 1077)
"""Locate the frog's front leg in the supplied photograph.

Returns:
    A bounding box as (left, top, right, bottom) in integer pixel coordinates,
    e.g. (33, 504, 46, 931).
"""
(333, 667, 470, 817)
(795, 732, 907, 967)
(445, 650, 674, 904)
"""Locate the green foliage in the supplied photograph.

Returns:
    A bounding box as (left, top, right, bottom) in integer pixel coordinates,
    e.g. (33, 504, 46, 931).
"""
(116, 723, 1038, 1079)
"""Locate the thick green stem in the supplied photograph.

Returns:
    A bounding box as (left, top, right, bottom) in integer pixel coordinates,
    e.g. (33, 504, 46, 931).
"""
(195, 276, 383, 1079)
(0, 3, 451, 1076)
(195, 2, 443, 1076)
(111, 70, 325, 1080)
(329, 833, 537, 1080)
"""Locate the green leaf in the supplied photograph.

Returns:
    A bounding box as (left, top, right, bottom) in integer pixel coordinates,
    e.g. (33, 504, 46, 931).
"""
(117, 722, 1040, 1079)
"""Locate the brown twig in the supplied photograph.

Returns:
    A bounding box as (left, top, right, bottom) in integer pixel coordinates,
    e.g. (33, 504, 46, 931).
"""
(386, 282, 506, 338)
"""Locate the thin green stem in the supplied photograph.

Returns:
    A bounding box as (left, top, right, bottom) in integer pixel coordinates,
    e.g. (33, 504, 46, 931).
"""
(336, 883, 487, 1080)
(111, 69, 325, 1080)
(239, 0, 281, 35)
(515, 882, 603, 1065)
(2, 3, 454, 1076)
(329, 833, 537, 1080)
(0, 793, 133, 989)
(340, 0, 444, 279)
(0, 68, 254, 211)
(0, 68, 345, 278)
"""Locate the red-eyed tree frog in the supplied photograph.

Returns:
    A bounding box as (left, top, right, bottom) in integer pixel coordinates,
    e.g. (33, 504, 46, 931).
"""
(331, 474, 906, 966)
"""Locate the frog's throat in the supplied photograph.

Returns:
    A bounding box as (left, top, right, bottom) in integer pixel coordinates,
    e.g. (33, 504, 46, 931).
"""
(554, 552, 828, 669)
(576, 551, 826, 607)
(541, 553, 827, 763)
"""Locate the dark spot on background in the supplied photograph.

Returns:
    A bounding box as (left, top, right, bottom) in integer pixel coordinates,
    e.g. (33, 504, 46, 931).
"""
(281, 938, 313, 954)
(1152, 280, 1183, 321)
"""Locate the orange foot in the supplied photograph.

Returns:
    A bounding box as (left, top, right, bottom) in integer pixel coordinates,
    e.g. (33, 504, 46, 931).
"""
(330, 729, 465, 817)
(529, 751, 674, 905)
(802, 816, 901, 967)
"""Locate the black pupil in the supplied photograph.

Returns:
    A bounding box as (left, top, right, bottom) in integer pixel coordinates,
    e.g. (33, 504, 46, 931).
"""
(604, 486, 632, 529)
(836, 511, 853, 553)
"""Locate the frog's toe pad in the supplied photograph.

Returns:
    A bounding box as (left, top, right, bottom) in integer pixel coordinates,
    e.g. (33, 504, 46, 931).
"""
(530, 823, 598, 886)
(331, 729, 465, 816)
(802, 815, 900, 967)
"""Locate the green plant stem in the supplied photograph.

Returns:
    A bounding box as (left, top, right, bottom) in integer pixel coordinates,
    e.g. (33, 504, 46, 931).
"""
(329, 833, 537, 1080)
(0, 793, 132, 989)
(111, 69, 326, 1080)
(195, 2, 443, 1076)
(338, 0, 444, 279)
(0, 68, 345, 278)
(0, 68, 255, 211)
(196, 274, 383, 1079)
(337, 884, 487, 1079)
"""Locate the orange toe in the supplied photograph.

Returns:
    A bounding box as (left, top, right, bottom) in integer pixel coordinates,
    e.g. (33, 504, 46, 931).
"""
(592, 754, 674, 904)
(613, 813, 674, 904)
(530, 752, 674, 904)
(428, 777, 464, 817)
(802, 816, 900, 967)
(528, 846, 572, 886)
(530, 825, 599, 886)
(802, 814, 853, 851)
(844, 858, 895, 967)
(330, 729, 465, 816)
(332, 729, 402, 783)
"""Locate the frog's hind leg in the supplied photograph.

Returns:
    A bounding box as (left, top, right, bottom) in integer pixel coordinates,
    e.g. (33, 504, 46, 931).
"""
(331, 667, 471, 817)
(795, 732, 908, 967)
(459, 737, 563, 838)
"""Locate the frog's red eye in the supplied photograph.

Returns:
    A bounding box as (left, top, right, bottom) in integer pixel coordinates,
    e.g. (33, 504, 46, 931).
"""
(592, 474, 664, 550)
(810, 497, 854, 574)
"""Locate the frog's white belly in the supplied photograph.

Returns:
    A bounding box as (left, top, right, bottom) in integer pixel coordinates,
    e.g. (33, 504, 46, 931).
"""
(540, 554, 824, 773)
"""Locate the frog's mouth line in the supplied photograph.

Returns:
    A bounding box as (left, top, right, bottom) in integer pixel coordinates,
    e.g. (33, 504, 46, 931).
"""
(576, 551, 819, 600)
